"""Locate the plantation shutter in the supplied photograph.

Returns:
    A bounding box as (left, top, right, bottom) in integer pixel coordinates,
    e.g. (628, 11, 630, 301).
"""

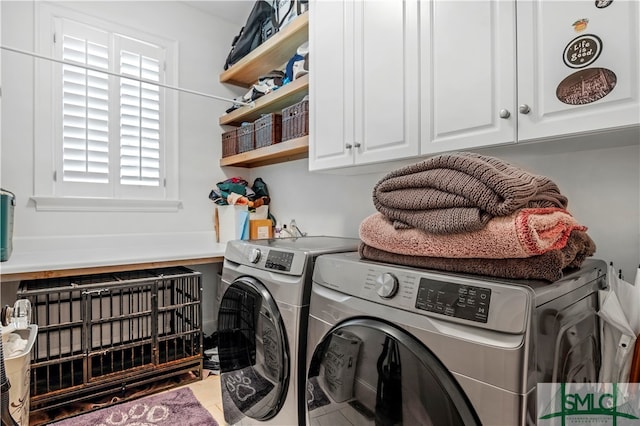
(118, 37, 163, 188)
(53, 17, 168, 200)
(61, 29, 110, 184)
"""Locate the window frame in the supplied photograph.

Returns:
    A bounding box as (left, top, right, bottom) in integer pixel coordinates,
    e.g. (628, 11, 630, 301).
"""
(33, 3, 180, 212)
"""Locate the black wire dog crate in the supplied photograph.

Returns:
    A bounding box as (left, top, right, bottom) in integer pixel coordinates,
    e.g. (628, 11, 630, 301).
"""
(16, 266, 203, 421)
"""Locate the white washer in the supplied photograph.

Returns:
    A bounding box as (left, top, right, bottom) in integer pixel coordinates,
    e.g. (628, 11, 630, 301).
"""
(217, 237, 359, 425)
(305, 253, 607, 426)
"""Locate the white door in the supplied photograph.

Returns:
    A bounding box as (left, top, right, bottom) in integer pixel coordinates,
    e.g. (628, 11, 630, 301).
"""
(309, 0, 355, 171)
(354, 0, 420, 165)
(517, 0, 640, 141)
(309, 0, 419, 171)
(421, 0, 517, 154)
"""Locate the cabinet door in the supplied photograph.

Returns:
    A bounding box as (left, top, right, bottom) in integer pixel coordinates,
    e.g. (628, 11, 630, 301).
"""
(517, 0, 640, 141)
(354, 0, 419, 165)
(309, 0, 355, 171)
(421, 0, 517, 153)
(309, 0, 419, 171)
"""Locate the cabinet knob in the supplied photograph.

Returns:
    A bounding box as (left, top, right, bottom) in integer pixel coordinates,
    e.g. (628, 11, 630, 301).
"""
(499, 109, 511, 119)
(346, 143, 353, 149)
(519, 104, 531, 114)
(354, 142, 361, 148)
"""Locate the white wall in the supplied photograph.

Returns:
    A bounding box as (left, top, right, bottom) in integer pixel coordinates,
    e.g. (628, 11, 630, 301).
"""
(2, 1, 638, 284)
(252, 130, 640, 282)
(0, 0, 243, 238)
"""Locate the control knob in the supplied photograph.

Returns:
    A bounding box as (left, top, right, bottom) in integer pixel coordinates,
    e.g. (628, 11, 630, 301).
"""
(376, 273, 399, 299)
(248, 248, 262, 264)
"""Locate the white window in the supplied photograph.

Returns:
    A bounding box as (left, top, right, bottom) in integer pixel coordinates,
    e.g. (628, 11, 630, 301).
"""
(34, 4, 179, 211)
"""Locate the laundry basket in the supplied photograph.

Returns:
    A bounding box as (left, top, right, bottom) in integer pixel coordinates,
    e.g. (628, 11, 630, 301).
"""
(3, 325, 38, 426)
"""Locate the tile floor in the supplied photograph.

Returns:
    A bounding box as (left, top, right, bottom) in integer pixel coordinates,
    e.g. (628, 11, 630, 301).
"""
(180, 372, 227, 425)
(183, 373, 368, 426)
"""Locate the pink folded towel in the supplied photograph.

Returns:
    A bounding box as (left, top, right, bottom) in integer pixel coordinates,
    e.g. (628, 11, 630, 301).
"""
(358, 230, 596, 282)
(359, 208, 586, 259)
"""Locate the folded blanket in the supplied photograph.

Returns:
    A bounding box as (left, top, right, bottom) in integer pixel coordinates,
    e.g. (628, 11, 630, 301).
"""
(372, 152, 568, 234)
(359, 208, 586, 259)
(358, 230, 596, 282)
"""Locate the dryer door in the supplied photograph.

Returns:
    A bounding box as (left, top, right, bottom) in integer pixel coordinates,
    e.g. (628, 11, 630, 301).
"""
(307, 318, 480, 426)
(218, 277, 290, 423)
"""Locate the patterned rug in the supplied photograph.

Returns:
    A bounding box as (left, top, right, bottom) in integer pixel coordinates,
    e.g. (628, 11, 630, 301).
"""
(220, 365, 275, 424)
(49, 387, 218, 426)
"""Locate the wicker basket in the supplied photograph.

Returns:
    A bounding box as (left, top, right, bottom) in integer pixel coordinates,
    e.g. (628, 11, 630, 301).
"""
(237, 123, 255, 153)
(254, 113, 282, 149)
(282, 99, 309, 141)
(221, 129, 238, 157)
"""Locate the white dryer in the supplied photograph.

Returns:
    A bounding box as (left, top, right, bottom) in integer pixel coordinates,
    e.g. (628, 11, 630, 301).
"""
(217, 236, 359, 425)
(305, 252, 607, 426)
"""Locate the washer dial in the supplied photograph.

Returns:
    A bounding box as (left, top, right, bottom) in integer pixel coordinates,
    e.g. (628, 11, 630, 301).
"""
(376, 272, 399, 298)
(249, 248, 262, 264)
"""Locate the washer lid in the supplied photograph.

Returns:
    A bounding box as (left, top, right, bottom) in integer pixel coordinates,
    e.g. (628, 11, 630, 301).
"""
(218, 277, 290, 423)
(307, 318, 481, 426)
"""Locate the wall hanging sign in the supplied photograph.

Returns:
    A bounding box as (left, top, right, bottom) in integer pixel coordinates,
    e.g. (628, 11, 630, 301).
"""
(556, 68, 617, 105)
(595, 0, 613, 9)
(563, 34, 603, 68)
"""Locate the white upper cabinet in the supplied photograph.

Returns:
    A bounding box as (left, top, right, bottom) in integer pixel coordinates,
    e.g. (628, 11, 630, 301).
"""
(311, 0, 639, 171)
(420, 1, 517, 153)
(517, 0, 640, 142)
(421, 0, 639, 154)
(309, 0, 419, 171)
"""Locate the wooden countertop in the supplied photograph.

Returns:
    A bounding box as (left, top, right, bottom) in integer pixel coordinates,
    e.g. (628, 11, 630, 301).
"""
(0, 232, 226, 282)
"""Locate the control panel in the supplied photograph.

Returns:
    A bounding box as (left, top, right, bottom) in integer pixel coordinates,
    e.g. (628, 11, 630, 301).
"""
(313, 252, 532, 333)
(264, 250, 295, 272)
(415, 279, 491, 323)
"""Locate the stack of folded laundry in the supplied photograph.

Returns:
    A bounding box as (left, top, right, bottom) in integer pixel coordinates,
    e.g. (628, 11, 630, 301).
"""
(359, 152, 596, 282)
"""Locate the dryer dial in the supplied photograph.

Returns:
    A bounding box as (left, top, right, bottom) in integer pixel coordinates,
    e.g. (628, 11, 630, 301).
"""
(249, 248, 262, 264)
(376, 273, 399, 299)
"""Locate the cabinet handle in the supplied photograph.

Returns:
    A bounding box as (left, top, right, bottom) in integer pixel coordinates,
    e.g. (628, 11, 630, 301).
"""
(499, 109, 511, 119)
(354, 142, 361, 148)
(519, 104, 531, 114)
(345, 143, 353, 149)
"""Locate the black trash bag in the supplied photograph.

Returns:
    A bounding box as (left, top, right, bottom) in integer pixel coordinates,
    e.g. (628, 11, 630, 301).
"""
(224, 1, 278, 70)
(375, 337, 403, 426)
(252, 177, 270, 199)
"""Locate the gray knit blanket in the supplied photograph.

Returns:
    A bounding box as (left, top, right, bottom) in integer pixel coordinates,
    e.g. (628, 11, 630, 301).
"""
(373, 152, 568, 234)
(359, 230, 596, 282)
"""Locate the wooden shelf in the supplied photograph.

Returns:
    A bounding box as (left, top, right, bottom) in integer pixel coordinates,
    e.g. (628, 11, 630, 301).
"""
(220, 12, 309, 87)
(219, 136, 308, 168)
(220, 74, 308, 126)
(218, 13, 309, 168)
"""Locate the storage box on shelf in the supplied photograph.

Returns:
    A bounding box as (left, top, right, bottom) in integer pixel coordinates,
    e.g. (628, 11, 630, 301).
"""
(282, 98, 308, 141)
(222, 128, 238, 157)
(237, 124, 255, 153)
(255, 113, 282, 148)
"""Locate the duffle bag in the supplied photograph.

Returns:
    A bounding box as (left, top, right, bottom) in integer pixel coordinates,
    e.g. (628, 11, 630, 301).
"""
(223, 1, 278, 70)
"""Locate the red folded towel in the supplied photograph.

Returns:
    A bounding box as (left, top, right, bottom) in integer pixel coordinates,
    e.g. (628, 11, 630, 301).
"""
(359, 208, 586, 259)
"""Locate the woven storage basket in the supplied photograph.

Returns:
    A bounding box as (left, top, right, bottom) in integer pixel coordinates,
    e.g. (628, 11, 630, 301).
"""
(254, 113, 282, 149)
(221, 129, 238, 157)
(237, 123, 255, 153)
(282, 99, 309, 141)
